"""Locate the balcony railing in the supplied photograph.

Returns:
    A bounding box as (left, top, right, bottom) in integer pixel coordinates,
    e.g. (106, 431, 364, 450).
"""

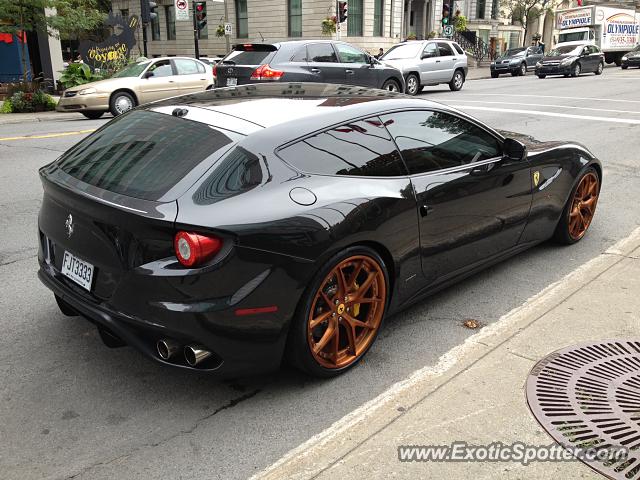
(453, 29, 497, 62)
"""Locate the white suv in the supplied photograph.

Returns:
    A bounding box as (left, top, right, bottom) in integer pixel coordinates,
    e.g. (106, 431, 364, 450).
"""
(381, 39, 468, 95)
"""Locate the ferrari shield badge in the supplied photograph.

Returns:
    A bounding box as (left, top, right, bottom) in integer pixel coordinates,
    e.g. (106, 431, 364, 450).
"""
(533, 171, 540, 187)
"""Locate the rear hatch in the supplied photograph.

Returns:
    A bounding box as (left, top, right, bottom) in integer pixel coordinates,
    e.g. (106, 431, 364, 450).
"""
(215, 43, 278, 87)
(39, 109, 240, 301)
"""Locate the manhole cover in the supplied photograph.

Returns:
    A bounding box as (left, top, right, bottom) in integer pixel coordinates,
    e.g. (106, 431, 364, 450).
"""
(526, 340, 640, 479)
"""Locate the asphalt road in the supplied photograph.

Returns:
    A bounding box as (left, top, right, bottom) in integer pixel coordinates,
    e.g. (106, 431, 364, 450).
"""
(1, 66, 639, 480)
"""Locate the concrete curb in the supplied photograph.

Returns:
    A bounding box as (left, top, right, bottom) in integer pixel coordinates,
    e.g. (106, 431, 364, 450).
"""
(0, 112, 83, 126)
(252, 227, 640, 480)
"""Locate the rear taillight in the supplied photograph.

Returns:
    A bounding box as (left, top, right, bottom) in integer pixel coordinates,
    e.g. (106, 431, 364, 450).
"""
(250, 64, 284, 81)
(212, 63, 217, 77)
(174, 231, 222, 267)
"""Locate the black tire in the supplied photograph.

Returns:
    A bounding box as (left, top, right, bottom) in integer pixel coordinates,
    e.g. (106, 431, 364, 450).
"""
(537, 74, 546, 79)
(55, 294, 78, 316)
(553, 167, 600, 245)
(286, 246, 389, 378)
(109, 91, 136, 116)
(405, 73, 420, 95)
(519, 63, 527, 76)
(491, 71, 499, 78)
(81, 111, 104, 120)
(595, 62, 604, 75)
(381, 78, 401, 92)
(449, 69, 464, 91)
(622, 65, 628, 70)
(614, 57, 622, 67)
(571, 62, 581, 77)
(511, 71, 518, 77)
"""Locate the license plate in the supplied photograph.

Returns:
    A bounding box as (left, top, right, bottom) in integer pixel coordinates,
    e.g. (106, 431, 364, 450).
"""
(226, 77, 237, 86)
(61, 251, 94, 291)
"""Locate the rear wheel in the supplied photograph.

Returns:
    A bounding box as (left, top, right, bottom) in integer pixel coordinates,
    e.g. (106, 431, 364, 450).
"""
(553, 168, 600, 244)
(622, 65, 629, 70)
(595, 62, 604, 75)
(614, 57, 622, 67)
(81, 111, 104, 120)
(287, 247, 389, 377)
(405, 73, 420, 95)
(449, 69, 464, 91)
(537, 74, 546, 79)
(491, 71, 499, 78)
(381, 78, 400, 92)
(519, 63, 527, 76)
(571, 62, 581, 77)
(109, 91, 136, 116)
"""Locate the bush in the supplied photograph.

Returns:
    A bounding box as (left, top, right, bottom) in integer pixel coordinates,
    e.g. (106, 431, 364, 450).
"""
(59, 63, 104, 89)
(3, 90, 57, 113)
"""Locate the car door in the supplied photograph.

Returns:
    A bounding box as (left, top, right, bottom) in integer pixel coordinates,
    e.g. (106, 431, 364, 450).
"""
(380, 109, 532, 286)
(588, 45, 601, 71)
(334, 42, 378, 87)
(137, 59, 179, 103)
(418, 42, 442, 85)
(174, 58, 210, 94)
(436, 42, 456, 82)
(526, 47, 543, 68)
(303, 43, 346, 84)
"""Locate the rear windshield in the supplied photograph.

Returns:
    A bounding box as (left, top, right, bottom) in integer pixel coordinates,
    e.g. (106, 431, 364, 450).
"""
(56, 110, 234, 201)
(222, 45, 277, 65)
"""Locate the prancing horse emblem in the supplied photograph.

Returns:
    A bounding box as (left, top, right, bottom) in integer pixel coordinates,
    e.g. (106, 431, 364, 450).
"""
(533, 171, 540, 187)
(65, 214, 74, 238)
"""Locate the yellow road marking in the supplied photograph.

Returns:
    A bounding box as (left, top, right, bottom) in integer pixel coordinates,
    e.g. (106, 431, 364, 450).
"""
(0, 129, 96, 142)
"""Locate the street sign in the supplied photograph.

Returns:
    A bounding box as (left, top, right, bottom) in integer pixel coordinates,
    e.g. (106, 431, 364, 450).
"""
(224, 22, 232, 35)
(443, 25, 454, 36)
(175, 0, 189, 21)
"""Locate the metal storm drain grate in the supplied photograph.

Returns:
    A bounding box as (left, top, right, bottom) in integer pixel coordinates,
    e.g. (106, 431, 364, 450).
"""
(526, 340, 640, 479)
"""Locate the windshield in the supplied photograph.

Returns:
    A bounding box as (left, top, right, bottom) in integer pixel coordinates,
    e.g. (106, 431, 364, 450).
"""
(504, 48, 526, 56)
(547, 45, 582, 56)
(111, 61, 151, 78)
(382, 43, 422, 60)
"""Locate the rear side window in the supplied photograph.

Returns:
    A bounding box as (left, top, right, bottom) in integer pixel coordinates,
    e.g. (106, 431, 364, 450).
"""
(174, 58, 200, 75)
(223, 45, 276, 65)
(277, 118, 406, 177)
(57, 110, 234, 201)
(437, 42, 454, 56)
(453, 43, 464, 55)
(307, 43, 337, 63)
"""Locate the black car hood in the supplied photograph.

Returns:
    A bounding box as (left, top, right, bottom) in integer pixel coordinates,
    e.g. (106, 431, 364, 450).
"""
(627, 51, 640, 58)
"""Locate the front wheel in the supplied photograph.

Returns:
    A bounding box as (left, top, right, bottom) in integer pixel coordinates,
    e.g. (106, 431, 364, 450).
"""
(449, 70, 464, 91)
(491, 71, 499, 78)
(287, 247, 389, 377)
(553, 168, 600, 245)
(381, 78, 401, 92)
(405, 73, 420, 95)
(622, 65, 629, 70)
(571, 62, 581, 77)
(81, 111, 104, 120)
(519, 63, 527, 76)
(109, 91, 136, 116)
(595, 62, 604, 75)
(537, 74, 546, 79)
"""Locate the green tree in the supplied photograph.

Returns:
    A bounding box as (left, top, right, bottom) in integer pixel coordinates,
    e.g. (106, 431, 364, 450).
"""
(500, 0, 554, 47)
(0, 0, 106, 81)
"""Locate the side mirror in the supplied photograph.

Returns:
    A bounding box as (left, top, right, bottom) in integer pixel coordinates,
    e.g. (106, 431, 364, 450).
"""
(503, 137, 527, 161)
(369, 56, 376, 66)
(143, 71, 154, 79)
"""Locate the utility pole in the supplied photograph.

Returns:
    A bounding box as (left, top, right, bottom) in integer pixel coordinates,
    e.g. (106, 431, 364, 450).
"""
(192, 0, 200, 59)
(142, 23, 148, 57)
(223, 0, 230, 53)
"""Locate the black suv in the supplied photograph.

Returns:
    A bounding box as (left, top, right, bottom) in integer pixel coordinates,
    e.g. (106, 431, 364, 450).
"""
(214, 41, 405, 92)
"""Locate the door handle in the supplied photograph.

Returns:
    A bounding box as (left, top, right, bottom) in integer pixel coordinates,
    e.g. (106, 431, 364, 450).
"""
(346, 69, 354, 74)
(435, 60, 441, 63)
(419, 205, 433, 217)
(311, 68, 320, 73)
(452, 58, 457, 60)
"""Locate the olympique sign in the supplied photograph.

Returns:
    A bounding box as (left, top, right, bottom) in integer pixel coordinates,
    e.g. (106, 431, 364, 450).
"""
(557, 8, 592, 29)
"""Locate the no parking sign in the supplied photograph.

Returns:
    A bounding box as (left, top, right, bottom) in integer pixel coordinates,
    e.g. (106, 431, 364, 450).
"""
(175, 0, 189, 21)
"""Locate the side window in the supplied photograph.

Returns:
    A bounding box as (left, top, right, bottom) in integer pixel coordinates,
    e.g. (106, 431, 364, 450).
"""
(307, 43, 337, 63)
(422, 43, 438, 58)
(335, 43, 368, 63)
(174, 59, 200, 75)
(291, 46, 307, 62)
(277, 118, 406, 177)
(453, 43, 464, 55)
(147, 60, 173, 77)
(380, 110, 502, 175)
(197, 62, 206, 73)
(437, 42, 454, 56)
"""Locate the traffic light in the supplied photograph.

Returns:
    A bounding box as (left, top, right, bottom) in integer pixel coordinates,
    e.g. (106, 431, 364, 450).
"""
(141, 0, 158, 23)
(195, 1, 207, 32)
(441, 4, 450, 27)
(338, 1, 348, 23)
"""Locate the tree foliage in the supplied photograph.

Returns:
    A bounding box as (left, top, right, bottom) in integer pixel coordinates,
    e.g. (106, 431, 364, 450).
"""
(500, 0, 554, 46)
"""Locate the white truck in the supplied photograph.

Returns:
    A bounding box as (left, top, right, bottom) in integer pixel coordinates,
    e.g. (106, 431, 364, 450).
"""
(555, 6, 640, 65)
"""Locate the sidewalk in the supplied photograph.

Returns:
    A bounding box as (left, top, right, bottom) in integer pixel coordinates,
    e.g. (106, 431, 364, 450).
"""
(466, 66, 492, 80)
(255, 227, 640, 480)
(0, 110, 83, 126)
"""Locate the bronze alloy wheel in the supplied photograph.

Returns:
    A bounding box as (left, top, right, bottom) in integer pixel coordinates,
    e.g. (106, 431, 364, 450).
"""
(307, 255, 386, 369)
(568, 171, 599, 241)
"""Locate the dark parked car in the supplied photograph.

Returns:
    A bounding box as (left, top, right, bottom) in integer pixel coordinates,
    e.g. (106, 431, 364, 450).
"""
(535, 43, 605, 78)
(621, 45, 640, 69)
(490, 46, 544, 77)
(38, 83, 601, 378)
(214, 41, 405, 92)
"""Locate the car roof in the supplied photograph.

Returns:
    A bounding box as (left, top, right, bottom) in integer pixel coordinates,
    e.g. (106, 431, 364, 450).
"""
(146, 83, 465, 145)
(143, 56, 207, 62)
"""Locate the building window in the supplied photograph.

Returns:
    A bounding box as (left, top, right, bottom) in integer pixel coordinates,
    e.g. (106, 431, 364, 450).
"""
(347, 0, 363, 36)
(120, 9, 129, 18)
(373, 0, 383, 36)
(476, 0, 486, 20)
(491, 0, 499, 20)
(236, 0, 248, 38)
(165, 6, 176, 40)
(288, 0, 302, 37)
(151, 13, 161, 40)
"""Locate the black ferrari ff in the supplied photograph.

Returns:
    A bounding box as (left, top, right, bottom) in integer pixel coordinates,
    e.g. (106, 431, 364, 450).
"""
(38, 83, 602, 378)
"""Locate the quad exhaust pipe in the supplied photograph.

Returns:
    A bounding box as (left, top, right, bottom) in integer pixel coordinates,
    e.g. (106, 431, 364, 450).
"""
(184, 345, 212, 367)
(156, 339, 181, 360)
